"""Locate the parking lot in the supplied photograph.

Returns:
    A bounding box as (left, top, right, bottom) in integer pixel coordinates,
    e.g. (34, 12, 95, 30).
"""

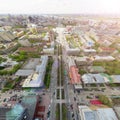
(0, 90, 31, 107)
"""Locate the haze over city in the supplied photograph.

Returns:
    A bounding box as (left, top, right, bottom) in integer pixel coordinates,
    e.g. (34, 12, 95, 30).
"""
(0, 0, 120, 14)
(0, 0, 120, 120)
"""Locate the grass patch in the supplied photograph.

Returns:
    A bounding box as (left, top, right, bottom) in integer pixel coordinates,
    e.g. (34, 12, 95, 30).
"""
(112, 98, 120, 106)
(90, 84, 97, 87)
(56, 104, 60, 120)
(86, 96, 92, 99)
(0, 64, 21, 75)
(9, 51, 27, 62)
(79, 69, 86, 75)
(98, 95, 113, 107)
(93, 60, 120, 75)
(109, 83, 120, 87)
(62, 89, 65, 99)
(44, 57, 53, 88)
(99, 84, 105, 87)
(57, 89, 60, 99)
(0, 57, 7, 63)
(62, 104, 67, 120)
(2, 77, 21, 92)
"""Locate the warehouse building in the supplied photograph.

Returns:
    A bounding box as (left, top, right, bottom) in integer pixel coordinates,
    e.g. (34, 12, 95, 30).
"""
(22, 56, 48, 88)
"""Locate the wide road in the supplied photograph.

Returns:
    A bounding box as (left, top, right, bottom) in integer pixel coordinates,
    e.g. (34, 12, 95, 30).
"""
(58, 28, 79, 120)
(49, 52, 58, 120)
(58, 44, 62, 120)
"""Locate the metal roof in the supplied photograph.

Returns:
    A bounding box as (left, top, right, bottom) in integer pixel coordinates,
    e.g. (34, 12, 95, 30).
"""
(111, 75, 120, 83)
(82, 74, 105, 84)
(79, 106, 118, 120)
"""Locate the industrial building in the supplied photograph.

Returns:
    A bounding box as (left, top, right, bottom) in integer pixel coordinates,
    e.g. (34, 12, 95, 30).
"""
(22, 56, 48, 88)
(82, 74, 107, 84)
(68, 57, 81, 84)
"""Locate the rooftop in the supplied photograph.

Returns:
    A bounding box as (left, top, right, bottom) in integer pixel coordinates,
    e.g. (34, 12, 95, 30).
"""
(22, 56, 48, 87)
(6, 104, 25, 120)
(15, 69, 34, 76)
(111, 75, 120, 83)
(69, 65, 81, 84)
(82, 74, 105, 84)
(18, 47, 38, 52)
(79, 106, 118, 120)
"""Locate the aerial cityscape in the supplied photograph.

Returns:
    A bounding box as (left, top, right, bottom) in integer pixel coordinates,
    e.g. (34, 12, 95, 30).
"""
(0, 0, 120, 120)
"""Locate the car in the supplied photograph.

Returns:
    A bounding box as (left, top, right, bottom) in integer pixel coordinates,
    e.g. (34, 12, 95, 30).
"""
(70, 104, 73, 109)
(47, 111, 50, 118)
(95, 96, 99, 98)
(9, 91, 12, 94)
(48, 105, 51, 111)
(74, 97, 76, 101)
(3, 98, 6, 102)
(72, 112, 74, 117)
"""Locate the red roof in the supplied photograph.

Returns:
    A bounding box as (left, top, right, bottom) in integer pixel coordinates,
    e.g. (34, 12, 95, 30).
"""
(69, 65, 81, 84)
(90, 100, 102, 105)
(100, 47, 115, 52)
(18, 47, 38, 52)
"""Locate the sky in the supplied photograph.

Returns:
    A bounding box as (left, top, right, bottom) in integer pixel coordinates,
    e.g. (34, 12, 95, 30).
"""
(0, 0, 120, 14)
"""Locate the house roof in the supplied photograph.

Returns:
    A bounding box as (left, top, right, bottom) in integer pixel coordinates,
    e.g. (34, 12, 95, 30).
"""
(82, 74, 105, 84)
(18, 47, 38, 52)
(69, 65, 81, 84)
(100, 47, 115, 52)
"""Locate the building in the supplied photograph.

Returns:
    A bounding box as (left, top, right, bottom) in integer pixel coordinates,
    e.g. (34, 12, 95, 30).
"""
(82, 74, 106, 84)
(66, 48, 80, 56)
(69, 66, 81, 84)
(78, 105, 118, 120)
(111, 75, 120, 83)
(28, 35, 42, 40)
(75, 57, 89, 66)
(68, 57, 81, 84)
(15, 70, 34, 76)
(0, 58, 18, 67)
(0, 31, 16, 42)
(0, 104, 29, 120)
(43, 48, 54, 54)
(68, 56, 76, 68)
(83, 49, 96, 55)
(17, 31, 24, 38)
(0, 95, 38, 120)
(99, 47, 116, 54)
(114, 107, 120, 120)
(22, 56, 48, 88)
(94, 55, 115, 61)
(18, 47, 38, 53)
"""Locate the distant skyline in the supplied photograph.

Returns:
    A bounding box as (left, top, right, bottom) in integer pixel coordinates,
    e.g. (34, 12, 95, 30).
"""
(0, 0, 120, 14)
